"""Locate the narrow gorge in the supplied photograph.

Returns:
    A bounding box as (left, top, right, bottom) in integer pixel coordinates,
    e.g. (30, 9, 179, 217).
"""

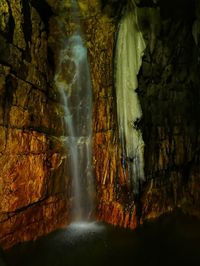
(0, 0, 199, 264)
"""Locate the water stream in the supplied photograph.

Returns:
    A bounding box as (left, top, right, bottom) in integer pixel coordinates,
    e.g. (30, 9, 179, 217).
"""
(55, 0, 94, 222)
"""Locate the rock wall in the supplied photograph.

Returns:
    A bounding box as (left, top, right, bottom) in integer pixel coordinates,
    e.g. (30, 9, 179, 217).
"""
(77, 1, 140, 228)
(0, 0, 70, 249)
(0, 0, 121, 250)
(138, 0, 200, 221)
(96, 0, 200, 227)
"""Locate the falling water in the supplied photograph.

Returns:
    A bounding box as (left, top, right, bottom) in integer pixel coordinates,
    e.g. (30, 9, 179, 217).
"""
(115, 1, 146, 193)
(55, 0, 94, 221)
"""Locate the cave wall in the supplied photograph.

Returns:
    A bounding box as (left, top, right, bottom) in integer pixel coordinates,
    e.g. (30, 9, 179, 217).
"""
(0, 0, 121, 250)
(97, 0, 200, 226)
(0, 0, 69, 249)
(138, 0, 200, 220)
(0, 0, 199, 249)
(47, 0, 135, 227)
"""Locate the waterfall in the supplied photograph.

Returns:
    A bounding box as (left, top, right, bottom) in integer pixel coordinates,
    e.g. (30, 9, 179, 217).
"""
(55, 0, 94, 221)
(115, 1, 146, 193)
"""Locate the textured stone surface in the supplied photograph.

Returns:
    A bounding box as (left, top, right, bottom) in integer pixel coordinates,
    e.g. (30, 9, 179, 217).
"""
(0, 194, 68, 250)
(92, 0, 200, 227)
(0, 0, 69, 249)
(137, 0, 200, 222)
(82, 9, 132, 227)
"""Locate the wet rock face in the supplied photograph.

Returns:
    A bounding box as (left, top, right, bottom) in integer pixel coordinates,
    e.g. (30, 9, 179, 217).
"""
(81, 5, 132, 227)
(95, 0, 200, 226)
(138, 0, 200, 220)
(0, 0, 69, 249)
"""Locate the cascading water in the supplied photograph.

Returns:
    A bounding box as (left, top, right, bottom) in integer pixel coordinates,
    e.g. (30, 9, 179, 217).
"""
(55, 0, 94, 222)
(115, 1, 146, 193)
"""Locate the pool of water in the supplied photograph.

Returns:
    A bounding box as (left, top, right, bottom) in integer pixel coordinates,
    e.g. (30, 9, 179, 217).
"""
(5, 211, 200, 266)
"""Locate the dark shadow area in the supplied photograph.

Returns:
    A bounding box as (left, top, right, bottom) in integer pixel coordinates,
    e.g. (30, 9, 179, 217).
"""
(30, 0, 54, 33)
(159, 0, 195, 21)
(5, 211, 200, 266)
(0, 247, 7, 266)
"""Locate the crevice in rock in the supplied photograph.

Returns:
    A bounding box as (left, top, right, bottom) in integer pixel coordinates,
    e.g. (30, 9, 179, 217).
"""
(21, 0, 32, 62)
(0, 193, 66, 243)
(5, 0, 15, 43)
(21, 0, 32, 44)
(7, 71, 58, 103)
(0, 36, 10, 65)
(3, 75, 16, 126)
(0, 123, 61, 138)
(2, 196, 64, 222)
(30, 0, 54, 34)
(47, 46, 55, 73)
(0, 60, 12, 70)
(101, 0, 128, 19)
